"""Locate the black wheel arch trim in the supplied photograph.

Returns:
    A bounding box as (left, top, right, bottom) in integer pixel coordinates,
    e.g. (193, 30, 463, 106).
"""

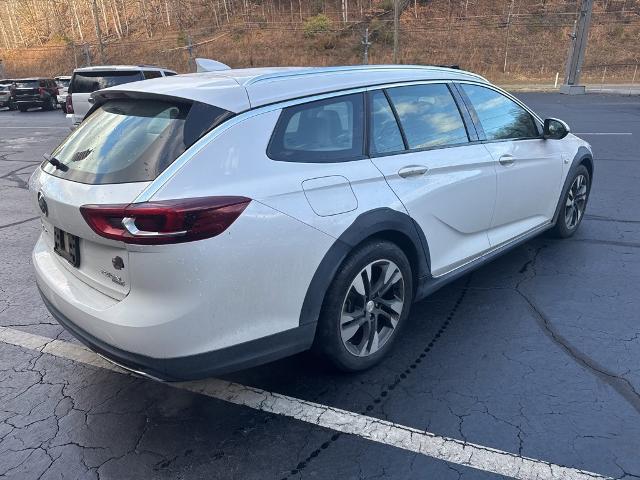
(299, 207, 431, 326)
(551, 146, 594, 226)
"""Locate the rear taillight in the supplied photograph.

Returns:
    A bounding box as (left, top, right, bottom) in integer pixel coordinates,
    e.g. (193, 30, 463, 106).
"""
(65, 95, 73, 113)
(80, 197, 251, 245)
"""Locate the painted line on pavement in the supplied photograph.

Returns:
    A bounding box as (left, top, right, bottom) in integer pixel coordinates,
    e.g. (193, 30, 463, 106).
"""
(1, 126, 70, 129)
(574, 132, 632, 135)
(0, 325, 613, 480)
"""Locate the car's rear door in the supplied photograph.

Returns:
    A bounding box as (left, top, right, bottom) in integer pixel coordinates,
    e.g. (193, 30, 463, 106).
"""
(368, 83, 497, 277)
(456, 83, 564, 247)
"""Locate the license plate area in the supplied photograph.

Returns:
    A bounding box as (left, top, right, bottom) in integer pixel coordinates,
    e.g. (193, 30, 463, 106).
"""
(54, 227, 81, 267)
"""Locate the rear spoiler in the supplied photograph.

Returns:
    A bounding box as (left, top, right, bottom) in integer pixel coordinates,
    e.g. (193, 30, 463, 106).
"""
(195, 58, 231, 73)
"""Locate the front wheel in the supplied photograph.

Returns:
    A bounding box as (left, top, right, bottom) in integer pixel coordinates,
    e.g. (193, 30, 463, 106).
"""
(550, 165, 590, 238)
(313, 240, 413, 371)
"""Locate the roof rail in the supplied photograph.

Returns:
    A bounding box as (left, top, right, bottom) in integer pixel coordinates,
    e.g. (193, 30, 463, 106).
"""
(244, 65, 486, 86)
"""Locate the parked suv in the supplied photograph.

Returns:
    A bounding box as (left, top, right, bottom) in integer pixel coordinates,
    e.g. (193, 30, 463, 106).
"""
(31, 66, 593, 380)
(0, 83, 16, 110)
(55, 75, 72, 112)
(66, 65, 176, 127)
(13, 78, 59, 112)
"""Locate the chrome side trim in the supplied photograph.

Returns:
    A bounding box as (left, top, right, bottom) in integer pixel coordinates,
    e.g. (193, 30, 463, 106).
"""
(433, 222, 551, 278)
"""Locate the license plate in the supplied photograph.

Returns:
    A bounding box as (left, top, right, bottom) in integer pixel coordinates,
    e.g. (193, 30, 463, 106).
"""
(54, 227, 81, 267)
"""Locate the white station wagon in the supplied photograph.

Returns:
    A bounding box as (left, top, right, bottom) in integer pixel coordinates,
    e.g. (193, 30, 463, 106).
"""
(30, 65, 593, 380)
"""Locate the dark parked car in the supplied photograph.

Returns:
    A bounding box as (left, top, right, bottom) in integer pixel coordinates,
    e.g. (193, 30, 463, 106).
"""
(13, 78, 59, 112)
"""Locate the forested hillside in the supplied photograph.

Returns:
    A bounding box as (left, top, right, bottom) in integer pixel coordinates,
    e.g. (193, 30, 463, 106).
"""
(0, 0, 638, 83)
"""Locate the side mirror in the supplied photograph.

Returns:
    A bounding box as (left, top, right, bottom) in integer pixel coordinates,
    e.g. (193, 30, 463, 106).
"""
(543, 118, 570, 140)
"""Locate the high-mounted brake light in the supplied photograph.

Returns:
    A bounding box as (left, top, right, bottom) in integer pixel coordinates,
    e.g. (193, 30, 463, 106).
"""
(80, 197, 251, 245)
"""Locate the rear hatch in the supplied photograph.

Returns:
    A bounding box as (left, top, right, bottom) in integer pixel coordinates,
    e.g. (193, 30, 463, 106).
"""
(14, 80, 41, 102)
(69, 70, 144, 120)
(35, 95, 233, 299)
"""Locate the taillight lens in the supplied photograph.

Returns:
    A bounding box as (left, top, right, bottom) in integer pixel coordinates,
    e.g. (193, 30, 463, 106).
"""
(80, 197, 251, 245)
(65, 95, 73, 113)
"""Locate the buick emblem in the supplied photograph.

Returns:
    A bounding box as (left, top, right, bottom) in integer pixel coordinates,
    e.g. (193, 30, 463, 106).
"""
(37, 192, 48, 217)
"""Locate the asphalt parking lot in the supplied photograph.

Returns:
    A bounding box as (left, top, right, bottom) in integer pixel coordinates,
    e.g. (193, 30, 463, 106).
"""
(0, 93, 639, 480)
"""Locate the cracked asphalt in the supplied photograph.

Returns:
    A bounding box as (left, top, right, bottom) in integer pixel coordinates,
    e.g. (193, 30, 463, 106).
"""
(0, 93, 639, 479)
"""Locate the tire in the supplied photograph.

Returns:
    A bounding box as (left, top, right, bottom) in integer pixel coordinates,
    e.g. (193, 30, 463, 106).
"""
(8, 103, 17, 111)
(313, 239, 414, 371)
(44, 97, 56, 111)
(18, 105, 27, 112)
(549, 164, 590, 238)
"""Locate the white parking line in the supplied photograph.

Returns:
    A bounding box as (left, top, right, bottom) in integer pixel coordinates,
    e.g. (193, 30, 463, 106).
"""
(1, 126, 70, 129)
(0, 326, 612, 480)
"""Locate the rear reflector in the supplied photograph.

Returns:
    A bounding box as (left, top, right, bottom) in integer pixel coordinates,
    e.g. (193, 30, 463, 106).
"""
(80, 197, 251, 245)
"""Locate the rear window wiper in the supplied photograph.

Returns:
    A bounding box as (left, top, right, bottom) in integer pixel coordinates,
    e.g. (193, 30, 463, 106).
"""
(43, 153, 69, 172)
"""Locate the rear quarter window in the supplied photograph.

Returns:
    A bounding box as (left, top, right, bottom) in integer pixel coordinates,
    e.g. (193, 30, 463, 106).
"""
(70, 71, 144, 94)
(267, 93, 365, 163)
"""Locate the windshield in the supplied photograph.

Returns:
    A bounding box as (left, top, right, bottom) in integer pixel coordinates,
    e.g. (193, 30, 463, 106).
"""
(16, 80, 40, 88)
(70, 71, 144, 93)
(43, 98, 232, 185)
(56, 79, 71, 88)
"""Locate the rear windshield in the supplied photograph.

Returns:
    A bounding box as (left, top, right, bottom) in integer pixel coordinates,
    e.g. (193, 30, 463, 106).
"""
(16, 80, 40, 88)
(43, 98, 232, 185)
(70, 71, 144, 93)
(56, 79, 71, 88)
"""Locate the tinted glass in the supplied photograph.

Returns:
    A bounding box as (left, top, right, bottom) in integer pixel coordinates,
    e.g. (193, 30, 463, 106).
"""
(386, 84, 468, 149)
(369, 90, 405, 154)
(164, 71, 177, 76)
(15, 80, 39, 88)
(44, 99, 231, 184)
(143, 70, 163, 79)
(70, 71, 144, 93)
(268, 93, 364, 163)
(461, 84, 539, 140)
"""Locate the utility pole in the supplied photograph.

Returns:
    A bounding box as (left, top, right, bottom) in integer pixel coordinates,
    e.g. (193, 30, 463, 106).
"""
(560, 0, 593, 94)
(91, 0, 104, 64)
(186, 34, 195, 72)
(362, 27, 371, 64)
(393, 0, 399, 64)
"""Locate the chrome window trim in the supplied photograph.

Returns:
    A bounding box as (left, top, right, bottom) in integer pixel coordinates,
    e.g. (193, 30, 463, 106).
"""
(133, 77, 535, 203)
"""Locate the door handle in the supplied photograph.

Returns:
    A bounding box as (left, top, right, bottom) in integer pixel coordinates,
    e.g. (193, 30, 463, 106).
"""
(398, 165, 428, 178)
(498, 154, 515, 166)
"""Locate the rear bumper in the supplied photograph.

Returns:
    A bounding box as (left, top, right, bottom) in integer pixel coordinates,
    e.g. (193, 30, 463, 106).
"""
(38, 287, 315, 381)
(17, 99, 45, 107)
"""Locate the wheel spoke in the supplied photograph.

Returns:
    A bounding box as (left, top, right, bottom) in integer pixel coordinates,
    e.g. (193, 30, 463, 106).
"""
(341, 312, 367, 342)
(351, 274, 366, 297)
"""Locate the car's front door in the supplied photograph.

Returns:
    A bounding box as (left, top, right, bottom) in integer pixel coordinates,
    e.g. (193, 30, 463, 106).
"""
(368, 83, 497, 277)
(457, 83, 564, 247)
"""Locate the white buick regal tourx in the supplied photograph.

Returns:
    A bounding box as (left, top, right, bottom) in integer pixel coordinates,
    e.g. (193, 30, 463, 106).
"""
(30, 66, 593, 380)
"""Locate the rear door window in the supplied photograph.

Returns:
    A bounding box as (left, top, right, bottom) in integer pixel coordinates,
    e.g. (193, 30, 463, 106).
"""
(268, 93, 365, 163)
(70, 71, 144, 93)
(43, 98, 232, 184)
(385, 83, 469, 150)
(460, 84, 540, 140)
(369, 90, 405, 155)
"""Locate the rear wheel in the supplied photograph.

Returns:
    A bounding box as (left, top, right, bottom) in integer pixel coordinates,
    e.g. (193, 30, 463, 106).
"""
(314, 240, 413, 371)
(18, 105, 27, 112)
(550, 165, 590, 238)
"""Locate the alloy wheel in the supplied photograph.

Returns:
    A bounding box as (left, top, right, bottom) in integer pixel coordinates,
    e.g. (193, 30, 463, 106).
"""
(340, 259, 405, 357)
(565, 174, 588, 229)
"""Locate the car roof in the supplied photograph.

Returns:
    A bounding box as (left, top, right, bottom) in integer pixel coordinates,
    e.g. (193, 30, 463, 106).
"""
(55, 76, 72, 80)
(73, 65, 176, 73)
(95, 65, 489, 113)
